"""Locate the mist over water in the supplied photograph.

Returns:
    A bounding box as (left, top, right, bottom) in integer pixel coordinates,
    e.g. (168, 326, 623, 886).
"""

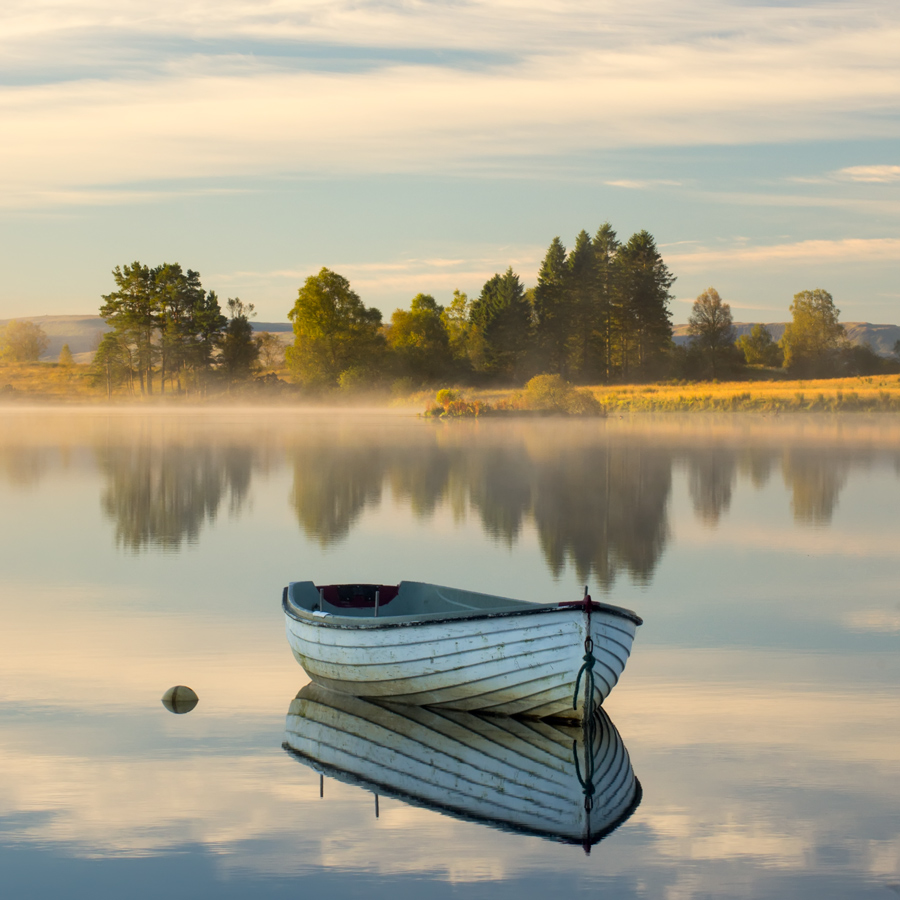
(0, 409, 898, 898)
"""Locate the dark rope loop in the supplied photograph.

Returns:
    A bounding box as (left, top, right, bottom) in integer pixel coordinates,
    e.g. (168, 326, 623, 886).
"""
(572, 646, 596, 711)
(573, 710, 599, 813)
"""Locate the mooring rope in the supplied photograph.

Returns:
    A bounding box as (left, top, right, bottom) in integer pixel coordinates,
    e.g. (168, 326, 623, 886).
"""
(572, 592, 596, 716)
(572, 636, 596, 713)
(573, 709, 599, 813)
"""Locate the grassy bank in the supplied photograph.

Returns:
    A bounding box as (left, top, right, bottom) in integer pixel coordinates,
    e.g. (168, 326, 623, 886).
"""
(0, 362, 100, 401)
(586, 374, 900, 413)
(411, 374, 900, 415)
(4, 361, 900, 413)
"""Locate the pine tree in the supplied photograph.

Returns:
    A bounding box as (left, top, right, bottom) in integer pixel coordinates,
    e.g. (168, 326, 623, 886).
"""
(58, 343, 75, 367)
(592, 223, 620, 381)
(99, 262, 156, 394)
(469, 268, 533, 380)
(567, 230, 599, 381)
(153, 263, 207, 394)
(531, 237, 570, 376)
(219, 298, 259, 384)
(614, 231, 675, 377)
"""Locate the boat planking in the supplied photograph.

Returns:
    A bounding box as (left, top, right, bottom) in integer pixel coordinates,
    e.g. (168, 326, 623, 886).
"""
(283, 683, 641, 850)
(283, 581, 642, 720)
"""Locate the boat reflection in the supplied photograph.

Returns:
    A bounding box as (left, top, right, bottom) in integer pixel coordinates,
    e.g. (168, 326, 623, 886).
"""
(283, 684, 641, 852)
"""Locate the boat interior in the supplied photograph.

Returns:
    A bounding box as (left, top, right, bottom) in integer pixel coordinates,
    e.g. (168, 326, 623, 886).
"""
(287, 581, 535, 619)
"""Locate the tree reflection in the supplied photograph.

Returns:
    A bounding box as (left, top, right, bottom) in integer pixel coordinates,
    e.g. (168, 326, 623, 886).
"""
(532, 446, 670, 588)
(0, 447, 55, 488)
(781, 450, 849, 525)
(290, 442, 383, 545)
(467, 446, 534, 545)
(98, 442, 254, 551)
(687, 449, 738, 526)
(387, 446, 455, 519)
(738, 448, 774, 490)
(288, 429, 672, 590)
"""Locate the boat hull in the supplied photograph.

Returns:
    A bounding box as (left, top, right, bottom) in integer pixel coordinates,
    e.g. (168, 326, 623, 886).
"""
(283, 683, 641, 848)
(283, 586, 639, 719)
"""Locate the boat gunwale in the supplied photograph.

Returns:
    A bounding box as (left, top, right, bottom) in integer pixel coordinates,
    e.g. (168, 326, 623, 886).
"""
(281, 741, 643, 848)
(283, 584, 643, 629)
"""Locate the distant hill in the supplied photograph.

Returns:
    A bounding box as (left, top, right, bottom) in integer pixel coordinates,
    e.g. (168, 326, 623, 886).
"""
(0, 315, 293, 362)
(673, 322, 900, 357)
(3, 314, 898, 361)
(0, 315, 110, 362)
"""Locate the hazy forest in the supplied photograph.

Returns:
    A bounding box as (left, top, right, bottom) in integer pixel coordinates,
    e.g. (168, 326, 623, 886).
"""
(2, 223, 900, 408)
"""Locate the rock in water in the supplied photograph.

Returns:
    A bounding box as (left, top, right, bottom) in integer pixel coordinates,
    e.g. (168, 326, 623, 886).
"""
(162, 685, 199, 714)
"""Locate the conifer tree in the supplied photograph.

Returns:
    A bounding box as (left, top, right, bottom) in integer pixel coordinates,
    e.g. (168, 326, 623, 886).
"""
(100, 262, 156, 394)
(592, 223, 620, 381)
(153, 263, 208, 394)
(219, 297, 259, 384)
(58, 343, 75, 367)
(614, 231, 675, 376)
(532, 237, 570, 376)
(567, 230, 599, 380)
(469, 268, 533, 380)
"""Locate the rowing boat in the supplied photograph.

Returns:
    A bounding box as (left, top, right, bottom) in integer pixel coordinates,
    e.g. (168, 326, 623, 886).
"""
(282, 581, 642, 719)
(283, 683, 641, 851)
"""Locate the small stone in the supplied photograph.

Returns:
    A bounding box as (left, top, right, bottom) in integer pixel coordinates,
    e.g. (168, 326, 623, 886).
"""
(162, 685, 199, 714)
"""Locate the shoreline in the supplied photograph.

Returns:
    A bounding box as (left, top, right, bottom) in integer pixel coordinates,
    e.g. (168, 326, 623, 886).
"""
(2, 364, 900, 414)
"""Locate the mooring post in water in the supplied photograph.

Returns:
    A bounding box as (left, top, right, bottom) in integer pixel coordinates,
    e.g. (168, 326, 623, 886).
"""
(319, 587, 324, 612)
(375, 793, 379, 818)
(320, 774, 324, 798)
(374, 589, 380, 618)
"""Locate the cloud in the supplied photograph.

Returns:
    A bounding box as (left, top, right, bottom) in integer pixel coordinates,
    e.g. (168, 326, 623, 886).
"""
(668, 237, 900, 270)
(212, 252, 546, 305)
(604, 179, 682, 189)
(2, 2, 900, 202)
(834, 165, 900, 183)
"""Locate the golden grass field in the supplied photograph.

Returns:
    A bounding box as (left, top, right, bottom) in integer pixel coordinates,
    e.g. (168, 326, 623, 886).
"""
(412, 373, 900, 414)
(3, 361, 900, 412)
(0, 362, 100, 401)
(585, 374, 900, 413)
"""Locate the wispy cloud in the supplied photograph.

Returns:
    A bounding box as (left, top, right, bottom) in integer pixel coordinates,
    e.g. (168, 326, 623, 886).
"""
(604, 179, 682, 189)
(2, 1, 900, 203)
(668, 237, 900, 269)
(834, 164, 900, 183)
(211, 251, 547, 307)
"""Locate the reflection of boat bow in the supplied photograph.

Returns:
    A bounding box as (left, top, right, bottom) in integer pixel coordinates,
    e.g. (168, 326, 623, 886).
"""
(283, 684, 641, 850)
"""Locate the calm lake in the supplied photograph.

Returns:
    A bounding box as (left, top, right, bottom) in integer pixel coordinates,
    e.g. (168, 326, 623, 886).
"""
(1, 409, 898, 899)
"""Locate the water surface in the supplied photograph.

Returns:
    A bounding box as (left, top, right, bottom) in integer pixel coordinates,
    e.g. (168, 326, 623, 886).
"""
(1, 409, 898, 898)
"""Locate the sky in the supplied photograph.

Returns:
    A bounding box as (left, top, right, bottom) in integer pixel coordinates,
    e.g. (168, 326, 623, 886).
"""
(0, 0, 898, 325)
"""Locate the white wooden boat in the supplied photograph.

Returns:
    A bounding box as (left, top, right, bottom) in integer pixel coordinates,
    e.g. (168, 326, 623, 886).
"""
(282, 581, 642, 719)
(283, 683, 641, 850)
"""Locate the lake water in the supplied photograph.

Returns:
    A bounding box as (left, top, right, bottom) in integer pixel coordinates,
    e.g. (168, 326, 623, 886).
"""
(1, 408, 898, 899)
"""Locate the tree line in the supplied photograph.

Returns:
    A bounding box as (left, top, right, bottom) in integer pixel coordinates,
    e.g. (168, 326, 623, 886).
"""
(5, 227, 897, 392)
(91, 262, 278, 396)
(287, 225, 676, 390)
(684, 286, 900, 380)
